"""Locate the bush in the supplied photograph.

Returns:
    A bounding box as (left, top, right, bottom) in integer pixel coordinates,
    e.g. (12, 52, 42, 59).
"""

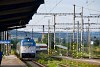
(11, 49, 16, 55)
(37, 52, 100, 67)
(47, 60, 58, 67)
(66, 59, 100, 67)
(37, 52, 49, 59)
(38, 59, 47, 64)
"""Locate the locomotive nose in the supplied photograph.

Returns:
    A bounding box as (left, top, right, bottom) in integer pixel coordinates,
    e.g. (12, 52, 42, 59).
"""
(32, 51, 34, 52)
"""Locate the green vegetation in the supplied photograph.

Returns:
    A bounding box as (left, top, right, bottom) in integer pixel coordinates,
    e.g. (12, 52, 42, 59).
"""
(47, 60, 59, 67)
(36, 52, 100, 67)
(66, 60, 100, 67)
(11, 49, 16, 55)
(93, 46, 100, 58)
(9, 32, 100, 66)
(42, 33, 54, 49)
(94, 38, 100, 46)
(11, 39, 20, 49)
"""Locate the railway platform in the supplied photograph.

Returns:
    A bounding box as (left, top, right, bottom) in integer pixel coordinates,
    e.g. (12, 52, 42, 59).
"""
(1, 55, 27, 67)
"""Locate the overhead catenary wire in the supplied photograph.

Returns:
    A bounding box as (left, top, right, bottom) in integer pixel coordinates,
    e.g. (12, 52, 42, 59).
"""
(36, 0, 65, 15)
(49, 0, 64, 12)
(31, 0, 100, 27)
(26, 25, 100, 30)
(86, 0, 95, 6)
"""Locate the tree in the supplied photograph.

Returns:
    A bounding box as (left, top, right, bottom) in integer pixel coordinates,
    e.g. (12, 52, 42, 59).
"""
(11, 39, 19, 49)
(38, 37, 42, 43)
(42, 33, 54, 49)
(50, 33, 54, 49)
(55, 37, 59, 45)
(94, 39, 99, 46)
(43, 34, 48, 44)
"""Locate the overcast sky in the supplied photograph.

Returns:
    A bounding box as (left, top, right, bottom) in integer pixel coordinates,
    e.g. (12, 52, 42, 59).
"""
(18, 0, 100, 32)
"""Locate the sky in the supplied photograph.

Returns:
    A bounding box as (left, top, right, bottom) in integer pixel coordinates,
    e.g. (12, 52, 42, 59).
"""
(18, 0, 100, 32)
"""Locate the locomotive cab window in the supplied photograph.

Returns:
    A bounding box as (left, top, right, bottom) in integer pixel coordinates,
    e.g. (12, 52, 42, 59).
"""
(23, 42, 33, 46)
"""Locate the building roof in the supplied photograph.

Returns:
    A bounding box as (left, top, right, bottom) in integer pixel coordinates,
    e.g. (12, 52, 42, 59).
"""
(0, 0, 44, 32)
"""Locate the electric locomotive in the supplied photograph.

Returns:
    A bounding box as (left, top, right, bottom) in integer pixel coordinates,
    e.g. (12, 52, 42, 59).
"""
(16, 38, 36, 58)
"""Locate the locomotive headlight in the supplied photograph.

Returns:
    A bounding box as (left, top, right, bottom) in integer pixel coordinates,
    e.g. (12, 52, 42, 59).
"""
(32, 51, 34, 52)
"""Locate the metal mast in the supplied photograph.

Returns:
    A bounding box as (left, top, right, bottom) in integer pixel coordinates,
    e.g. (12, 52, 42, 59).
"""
(54, 15, 56, 49)
(77, 21, 79, 53)
(80, 7, 83, 57)
(48, 20, 50, 55)
(73, 5, 75, 42)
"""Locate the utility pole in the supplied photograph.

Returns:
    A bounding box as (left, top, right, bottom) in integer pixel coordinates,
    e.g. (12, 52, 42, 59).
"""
(67, 31, 69, 56)
(73, 4, 75, 42)
(81, 7, 83, 58)
(6, 31, 9, 55)
(48, 20, 50, 55)
(4, 31, 8, 55)
(77, 21, 79, 53)
(72, 4, 76, 57)
(2, 32, 4, 54)
(54, 15, 56, 50)
(3, 31, 5, 55)
(88, 18, 91, 59)
(42, 25, 44, 43)
(86, 26, 88, 47)
(16, 28, 17, 50)
(59, 32, 60, 45)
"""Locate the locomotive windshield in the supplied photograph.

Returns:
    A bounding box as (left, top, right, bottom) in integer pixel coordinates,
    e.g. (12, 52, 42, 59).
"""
(23, 42, 34, 46)
(21, 38, 36, 46)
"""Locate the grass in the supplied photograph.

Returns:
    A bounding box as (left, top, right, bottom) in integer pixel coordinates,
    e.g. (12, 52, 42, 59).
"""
(38, 59, 100, 67)
(36, 52, 100, 67)
(47, 60, 59, 67)
(66, 60, 100, 67)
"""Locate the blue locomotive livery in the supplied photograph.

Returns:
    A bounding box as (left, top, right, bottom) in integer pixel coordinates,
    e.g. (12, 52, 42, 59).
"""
(16, 38, 36, 58)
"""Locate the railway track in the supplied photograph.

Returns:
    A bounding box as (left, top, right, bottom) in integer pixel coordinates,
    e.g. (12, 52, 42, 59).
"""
(24, 60, 45, 67)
